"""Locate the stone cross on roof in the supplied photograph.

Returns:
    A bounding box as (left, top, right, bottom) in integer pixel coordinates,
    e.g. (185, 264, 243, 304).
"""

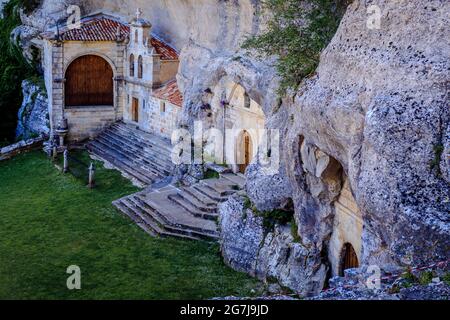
(135, 8, 143, 20)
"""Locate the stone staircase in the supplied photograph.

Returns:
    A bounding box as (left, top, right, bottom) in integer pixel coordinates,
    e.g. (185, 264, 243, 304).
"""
(113, 173, 246, 242)
(87, 122, 174, 187)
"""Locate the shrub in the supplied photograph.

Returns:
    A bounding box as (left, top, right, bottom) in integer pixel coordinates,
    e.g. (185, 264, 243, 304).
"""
(242, 0, 350, 95)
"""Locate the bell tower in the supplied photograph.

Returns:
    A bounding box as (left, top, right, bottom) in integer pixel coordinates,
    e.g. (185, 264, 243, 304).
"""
(127, 8, 161, 87)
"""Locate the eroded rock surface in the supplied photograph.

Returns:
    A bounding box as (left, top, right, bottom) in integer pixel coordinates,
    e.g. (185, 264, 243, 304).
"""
(284, 0, 450, 270)
(16, 80, 49, 140)
(219, 195, 327, 296)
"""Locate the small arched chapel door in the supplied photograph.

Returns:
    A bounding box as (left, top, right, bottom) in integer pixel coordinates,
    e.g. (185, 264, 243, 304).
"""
(239, 131, 252, 174)
(340, 243, 359, 276)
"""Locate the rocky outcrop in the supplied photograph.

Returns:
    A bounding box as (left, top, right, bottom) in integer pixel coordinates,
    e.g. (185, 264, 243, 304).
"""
(215, 0, 449, 296)
(16, 79, 49, 140)
(284, 0, 450, 270)
(219, 195, 327, 296)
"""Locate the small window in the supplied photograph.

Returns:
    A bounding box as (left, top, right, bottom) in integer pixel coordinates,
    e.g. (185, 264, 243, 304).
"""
(129, 54, 135, 77)
(138, 55, 143, 79)
(143, 100, 146, 110)
(160, 101, 166, 113)
(135, 30, 139, 44)
(244, 92, 251, 109)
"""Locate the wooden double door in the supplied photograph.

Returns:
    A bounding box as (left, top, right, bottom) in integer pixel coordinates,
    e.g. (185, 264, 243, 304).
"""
(65, 55, 114, 107)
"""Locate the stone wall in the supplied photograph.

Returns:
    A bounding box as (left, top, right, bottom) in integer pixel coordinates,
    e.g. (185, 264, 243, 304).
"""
(145, 98, 180, 139)
(123, 94, 181, 140)
(65, 106, 116, 142)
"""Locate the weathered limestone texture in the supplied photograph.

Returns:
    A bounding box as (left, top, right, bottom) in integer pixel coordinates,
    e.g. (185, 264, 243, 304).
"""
(219, 195, 327, 296)
(16, 79, 50, 140)
(284, 0, 450, 273)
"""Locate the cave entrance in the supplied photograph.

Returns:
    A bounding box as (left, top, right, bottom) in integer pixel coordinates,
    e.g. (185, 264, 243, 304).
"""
(329, 177, 363, 277)
(208, 77, 265, 173)
(340, 243, 359, 276)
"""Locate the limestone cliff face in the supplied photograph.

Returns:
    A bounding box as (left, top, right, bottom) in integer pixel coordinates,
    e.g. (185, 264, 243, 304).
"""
(219, 0, 449, 295)
(283, 0, 449, 268)
(22, 0, 262, 52)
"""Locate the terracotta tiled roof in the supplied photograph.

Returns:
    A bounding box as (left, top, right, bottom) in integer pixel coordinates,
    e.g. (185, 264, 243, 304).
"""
(60, 16, 130, 42)
(150, 36, 179, 60)
(152, 80, 183, 107)
(44, 15, 178, 60)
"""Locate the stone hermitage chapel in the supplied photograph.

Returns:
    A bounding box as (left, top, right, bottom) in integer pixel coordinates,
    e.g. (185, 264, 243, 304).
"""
(41, 11, 182, 142)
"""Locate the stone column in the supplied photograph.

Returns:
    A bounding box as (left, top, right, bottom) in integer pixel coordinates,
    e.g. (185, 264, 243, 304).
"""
(50, 41, 65, 138)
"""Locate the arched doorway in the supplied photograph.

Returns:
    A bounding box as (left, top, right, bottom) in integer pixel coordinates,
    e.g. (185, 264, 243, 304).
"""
(340, 243, 359, 276)
(65, 55, 114, 107)
(238, 130, 253, 174)
(208, 77, 265, 170)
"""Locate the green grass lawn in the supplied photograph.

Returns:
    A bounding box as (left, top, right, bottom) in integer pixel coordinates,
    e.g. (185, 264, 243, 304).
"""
(0, 151, 261, 299)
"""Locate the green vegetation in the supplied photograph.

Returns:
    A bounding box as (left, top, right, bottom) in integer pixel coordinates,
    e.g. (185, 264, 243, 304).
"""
(256, 209, 294, 232)
(0, 0, 41, 143)
(242, 196, 294, 232)
(203, 169, 220, 180)
(0, 151, 262, 299)
(243, 0, 350, 94)
(290, 219, 301, 243)
(430, 144, 444, 177)
(418, 271, 434, 286)
(443, 273, 450, 286)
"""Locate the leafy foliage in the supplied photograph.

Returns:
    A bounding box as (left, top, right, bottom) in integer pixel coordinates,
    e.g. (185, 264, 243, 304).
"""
(242, 0, 350, 94)
(0, 0, 40, 143)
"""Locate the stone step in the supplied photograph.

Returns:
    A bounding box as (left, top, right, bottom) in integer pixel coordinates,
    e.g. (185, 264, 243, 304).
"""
(200, 178, 240, 197)
(140, 189, 219, 239)
(87, 143, 155, 186)
(102, 128, 172, 161)
(123, 197, 211, 240)
(94, 134, 171, 176)
(113, 199, 159, 237)
(102, 129, 173, 171)
(124, 193, 219, 241)
(112, 123, 173, 154)
(180, 186, 219, 207)
(192, 184, 229, 203)
(176, 189, 217, 212)
(89, 140, 161, 180)
(220, 173, 246, 189)
(168, 194, 218, 222)
(114, 198, 201, 241)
